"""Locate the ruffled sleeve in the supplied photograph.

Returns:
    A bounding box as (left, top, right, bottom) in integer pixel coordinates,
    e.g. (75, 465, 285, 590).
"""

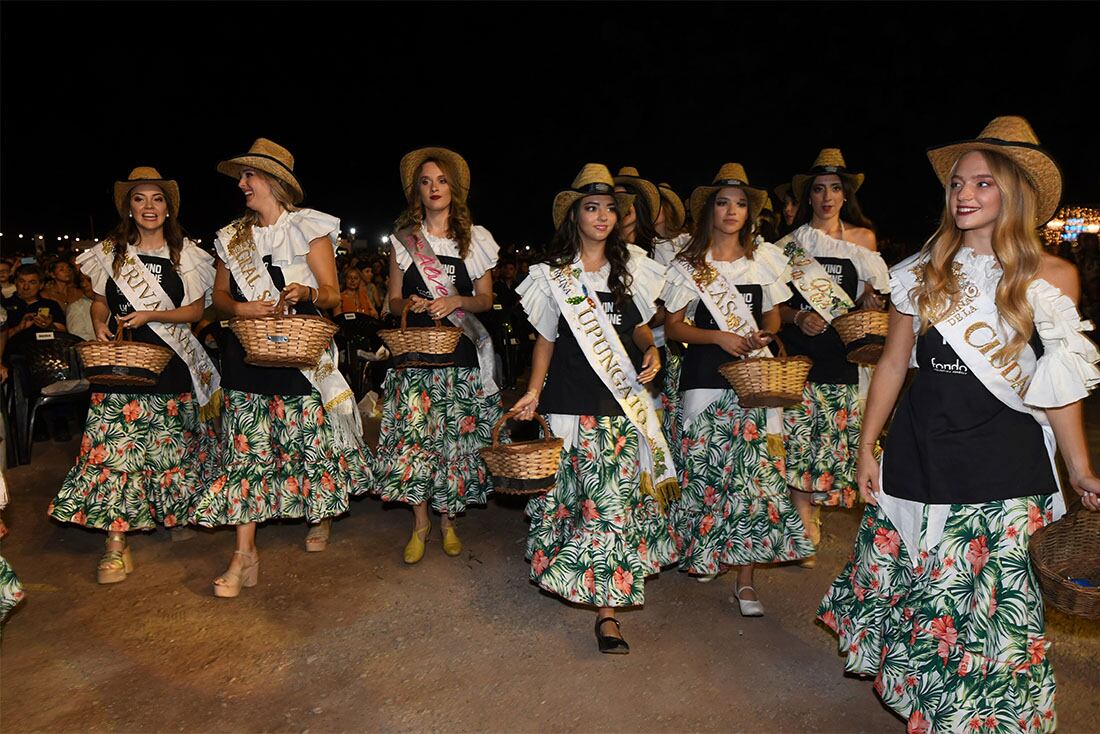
(660, 261, 699, 314)
(753, 241, 793, 311)
(516, 264, 559, 341)
(762, 281, 793, 312)
(465, 226, 500, 280)
(889, 253, 924, 317)
(625, 245, 665, 322)
(178, 240, 216, 305)
(1024, 278, 1100, 408)
(267, 208, 340, 267)
(75, 245, 110, 296)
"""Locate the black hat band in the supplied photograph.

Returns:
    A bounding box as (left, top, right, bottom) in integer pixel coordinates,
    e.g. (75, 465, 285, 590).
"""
(714, 178, 748, 186)
(574, 182, 613, 195)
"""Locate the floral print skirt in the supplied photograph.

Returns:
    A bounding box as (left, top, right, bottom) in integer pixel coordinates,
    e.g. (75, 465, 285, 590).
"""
(374, 367, 501, 518)
(817, 495, 1058, 733)
(0, 555, 24, 623)
(672, 391, 814, 573)
(49, 392, 217, 531)
(525, 415, 678, 608)
(658, 350, 683, 475)
(783, 381, 862, 508)
(191, 389, 371, 526)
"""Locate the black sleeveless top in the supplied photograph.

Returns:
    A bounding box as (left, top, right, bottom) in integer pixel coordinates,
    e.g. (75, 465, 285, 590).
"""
(883, 326, 1055, 504)
(540, 290, 644, 416)
(220, 255, 320, 396)
(400, 254, 478, 369)
(680, 284, 763, 391)
(779, 255, 859, 385)
(103, 253, 192, 395)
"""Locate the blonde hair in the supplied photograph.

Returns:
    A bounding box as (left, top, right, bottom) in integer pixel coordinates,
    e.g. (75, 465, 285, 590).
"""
(239, 170, 299, 229)
(394, 158, 473, 257)
(912, 149, 1041, 360)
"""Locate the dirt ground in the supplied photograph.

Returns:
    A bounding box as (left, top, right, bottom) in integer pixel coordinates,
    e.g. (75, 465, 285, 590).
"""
(2, 407, 1099, 733)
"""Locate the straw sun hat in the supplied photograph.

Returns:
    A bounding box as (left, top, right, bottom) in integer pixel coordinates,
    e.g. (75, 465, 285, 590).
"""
(613, 167, 661, 221)
(400, 147, 471, 202)
(217, 138, 304, 205)
(553, 164, 635, 230)
(792, 148, 865, 202)
(927, 115, 1062, 224)
(657, 182, 685, 231)
(688, 163, 768, 225)
(114, 167, 179, 217)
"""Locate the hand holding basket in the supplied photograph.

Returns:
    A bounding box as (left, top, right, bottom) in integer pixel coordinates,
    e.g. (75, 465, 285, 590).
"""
(718, 333, 812, 408)
(378, 301, 463, 368)
(480, 410, 564, 495)
(78, 327, 173, 387)
(229, 294, 339, 369)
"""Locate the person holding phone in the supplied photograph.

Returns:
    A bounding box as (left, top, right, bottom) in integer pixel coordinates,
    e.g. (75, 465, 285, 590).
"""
(2, 264, 67, 338)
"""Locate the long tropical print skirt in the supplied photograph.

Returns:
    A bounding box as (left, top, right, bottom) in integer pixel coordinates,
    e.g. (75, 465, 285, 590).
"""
(374, 367, 501, 518)
(526, 415, 678, 608)
(817, 494, 1058, 733)
(673, 391, 814, 574)
(659, 349, 683, 475)
(49, 391, 217, 531)
(783, 381, 862, 508)
(191, 389, 370, 526)
(0, 555, 24, 623)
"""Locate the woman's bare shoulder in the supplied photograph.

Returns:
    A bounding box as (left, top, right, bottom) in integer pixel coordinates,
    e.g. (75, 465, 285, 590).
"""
(1038, 253, 1080, 302)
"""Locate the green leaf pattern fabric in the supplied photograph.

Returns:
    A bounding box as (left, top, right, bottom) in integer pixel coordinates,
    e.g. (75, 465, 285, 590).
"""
(817, 496, 1058, 733)
(672, 390, 814, 572)
(374, 367, 501, 518)
(49, 391, 218, 531)
(783, 381, 862, 508)
(525, 415, 678, 607)
(658, 350, 683, 476)
(0, 555, 24, 623)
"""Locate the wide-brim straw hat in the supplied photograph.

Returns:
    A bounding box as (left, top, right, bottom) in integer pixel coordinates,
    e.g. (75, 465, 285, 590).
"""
(553, 164, 635, 230)
(400, 147, 471, 203)
(688, 163, 769, 225)
(217, 138, 304, 205)
(927, 115, 1062, 225)
(792, 148, 864, 202)
(613, 167, 661, 221)
(657, 182, 685, 231)
(773, 182, 793, 204)
(114, 167, 180, 217)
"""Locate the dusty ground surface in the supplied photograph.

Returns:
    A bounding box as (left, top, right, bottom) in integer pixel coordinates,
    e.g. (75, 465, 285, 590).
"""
(2, 401, 1099, 733)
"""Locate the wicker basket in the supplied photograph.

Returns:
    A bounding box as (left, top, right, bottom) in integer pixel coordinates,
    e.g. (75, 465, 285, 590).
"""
(378, 301, 463, 368)
(1028, 503, 1100, 619)
(78, 328, 174, 387)
(229, 296, 339, 369)
(832, 309, 889, 365)
(718, 334, 812, 408)
(480, 411, 564, 495)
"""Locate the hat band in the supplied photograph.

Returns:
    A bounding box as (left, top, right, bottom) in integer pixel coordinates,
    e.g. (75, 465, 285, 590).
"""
(714, 178, 748, 186)
(809, 165, 848, 175)
(574, 182, 614, 195)
(232, 152, 296, 176)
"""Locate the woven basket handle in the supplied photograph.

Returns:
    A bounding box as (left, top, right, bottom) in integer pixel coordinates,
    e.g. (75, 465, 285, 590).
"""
(274, 293, 293, 316)
(401, 300, 444, 331)
(492, 408, 552, 447)
(114, 326, 129, 343)
(738, 331, 785, 358)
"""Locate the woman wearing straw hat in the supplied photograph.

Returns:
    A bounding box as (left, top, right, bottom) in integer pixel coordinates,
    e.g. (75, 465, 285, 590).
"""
(775, 148, 890, 566)
(192, 139, 371, 596)
(818, 116, 1100, 733)
(662, 163, 814, 611)
(373, 146, 503, 564)
(48, 167, 220, 584)
(512, 163, 677, 653)
(773, 182, 798, 237)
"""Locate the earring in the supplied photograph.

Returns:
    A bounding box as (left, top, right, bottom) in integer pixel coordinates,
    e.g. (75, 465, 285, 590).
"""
(128, 213, 133, 218)
(165, 213, 170, 219)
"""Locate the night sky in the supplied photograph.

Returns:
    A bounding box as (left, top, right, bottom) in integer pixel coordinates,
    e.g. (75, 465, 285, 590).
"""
(2, 1, 1097, 258)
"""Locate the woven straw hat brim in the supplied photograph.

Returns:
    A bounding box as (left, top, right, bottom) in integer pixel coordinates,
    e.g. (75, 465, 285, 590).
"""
(613, 174, 661, 222)
(217, 156, 304, 205)
(400, 147, 471, 202)
(773, 182, 793, 203)
(114, 177, 180, 217)
(689, 183, 768, 226)
(792, 170, 864, 203)
(657, 185, 686, 230)
(927, 139, 1062, 225)
(553, 191, 635, 230)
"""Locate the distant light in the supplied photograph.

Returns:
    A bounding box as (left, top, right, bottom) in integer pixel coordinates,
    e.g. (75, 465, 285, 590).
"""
(64, 235, 70, 240)
(381, 235, 389, 244)
(525, 245, 530, 251)
(349, 227, 357, 236)
(19, 234, 24, 238)
(57, 237, 62, 241)
(94, 238, 99, 242)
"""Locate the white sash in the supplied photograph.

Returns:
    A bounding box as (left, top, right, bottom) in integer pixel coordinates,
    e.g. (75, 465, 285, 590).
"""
(394, 227, 498, 394)
(216, 219, 363, 449)
(89, 242, 221, 419)
(878, 256, 1065, 563)
(776, 234, 855, 323)
(544, 261, 679, 507)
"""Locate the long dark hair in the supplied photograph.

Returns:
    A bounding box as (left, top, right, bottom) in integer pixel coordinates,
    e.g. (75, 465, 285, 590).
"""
(106, 189, 185, 277)
(617, 182, 659, 255)
(793, 175, 875, 231)
(394, 157, 474, 257)
(542, 199, 633, 306)
(677, 189, 756, 270)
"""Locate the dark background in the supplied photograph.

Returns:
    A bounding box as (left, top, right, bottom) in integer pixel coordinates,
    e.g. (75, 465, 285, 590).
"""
(2, 1, 1097, 257)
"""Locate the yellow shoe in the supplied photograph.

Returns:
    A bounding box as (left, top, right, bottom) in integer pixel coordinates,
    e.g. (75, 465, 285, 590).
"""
(441, 526, 462, 557)
(404, 522, 431, 564)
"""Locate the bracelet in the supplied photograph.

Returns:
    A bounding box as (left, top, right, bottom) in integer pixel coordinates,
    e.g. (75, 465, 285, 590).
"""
(793, 311, 807, 328)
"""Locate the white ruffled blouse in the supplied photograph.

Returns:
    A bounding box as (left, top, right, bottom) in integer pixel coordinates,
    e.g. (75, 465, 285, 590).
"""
(516, 244, 666, 342)
(214, 208, 340, 291)
(392, 224, 500, 282)
(791, 223, 890, 295)
(661, 240, 792, 321)
(76, 239, 215, 306)
(651, 232, 692, 267)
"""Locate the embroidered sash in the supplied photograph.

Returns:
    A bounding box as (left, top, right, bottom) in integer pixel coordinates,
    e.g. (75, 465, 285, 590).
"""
(544, 261, 679, 507)
(878, 256, 1065, 563)
(394, 226, 498, 395)
(776, 235, 855, 323)
(217, 219, 362, 449)
(89, 242, 222, 420)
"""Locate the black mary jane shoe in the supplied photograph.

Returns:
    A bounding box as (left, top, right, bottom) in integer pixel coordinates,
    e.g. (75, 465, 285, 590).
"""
(595, 617, 630, 655)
